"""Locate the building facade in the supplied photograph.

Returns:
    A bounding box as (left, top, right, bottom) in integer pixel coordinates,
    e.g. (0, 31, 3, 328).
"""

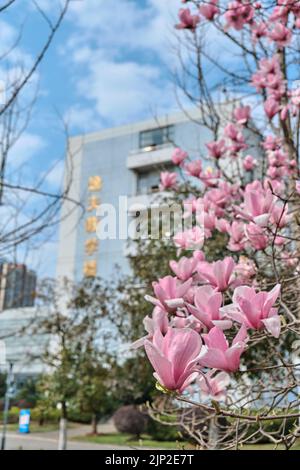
(57, 107, 268, 284)
(56, 110, 214, 283)
(0, 263, 37, 311)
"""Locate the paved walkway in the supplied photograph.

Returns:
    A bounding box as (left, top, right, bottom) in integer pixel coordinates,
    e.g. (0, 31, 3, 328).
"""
(4, 422, 158, 451)
(5, 431, 132, 450)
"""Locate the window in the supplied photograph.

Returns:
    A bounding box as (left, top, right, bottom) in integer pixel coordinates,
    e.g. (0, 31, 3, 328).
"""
(137, 170, 160, 195)
(139, 125, 174, 149)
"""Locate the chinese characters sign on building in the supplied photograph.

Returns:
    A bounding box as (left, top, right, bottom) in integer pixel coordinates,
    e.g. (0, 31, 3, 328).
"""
(84, 176, 102, 277)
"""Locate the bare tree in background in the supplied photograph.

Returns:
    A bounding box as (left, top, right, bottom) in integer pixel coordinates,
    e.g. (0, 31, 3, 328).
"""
(0, 0, 83, 259)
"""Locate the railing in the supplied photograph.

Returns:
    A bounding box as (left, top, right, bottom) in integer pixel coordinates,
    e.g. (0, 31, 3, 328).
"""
(129, 142, 172, 156)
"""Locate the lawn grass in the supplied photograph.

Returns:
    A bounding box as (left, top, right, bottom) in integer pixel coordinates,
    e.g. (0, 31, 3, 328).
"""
(73, 433, 300, 450)
(240, 442, 300, 451)
(3, 422, 59, 433)
(72, 433, 192, 450)
(1, 421, 79, 434)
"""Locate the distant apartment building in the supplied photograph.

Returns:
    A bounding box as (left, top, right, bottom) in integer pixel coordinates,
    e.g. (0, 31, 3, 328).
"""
(0, 263, 37, 311)
(0, 307, 50, 381)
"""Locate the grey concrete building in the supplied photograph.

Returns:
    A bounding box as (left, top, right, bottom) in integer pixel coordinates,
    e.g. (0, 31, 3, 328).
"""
(0, 307, 50, 382)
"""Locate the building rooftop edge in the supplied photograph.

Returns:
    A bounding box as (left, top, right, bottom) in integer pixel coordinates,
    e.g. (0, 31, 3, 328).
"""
(68, 108, 203, 145)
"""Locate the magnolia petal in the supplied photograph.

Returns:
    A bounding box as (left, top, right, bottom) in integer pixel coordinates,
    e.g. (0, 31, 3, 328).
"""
(212, 320, 233, 330)
(262, 316, 281, 338)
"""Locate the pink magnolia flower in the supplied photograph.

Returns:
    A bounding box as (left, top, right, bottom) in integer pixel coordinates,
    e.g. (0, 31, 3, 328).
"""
(174, 226, 205, 251)
(222, 284, 281, 338)
(268, 23, 292, 48)
(268, 149, 288, 168)
(200, 325, 248, 372)
(251, 56, 285, 99)
(245, 222, 269, 250)
(198, 370, 230, 401)
(183, 197, 198, 216)
(235, 182, 274, 225)
(185, 160, 202, 177)
(193, 249, 206, 261)
(251, 21, 268, 43)
(200, 167, 220, 187)
(199, 0, 219, 21)
(175, 8, 200, 31)
(264, 98, 280, 119)
(146, 275, 192, 313)
(270, 5, 289, 22)
(204, 183, 233, 212)
(171, 313, 202, 332)
(267, 166, 285, 180)
(263, 135, 282, 151)
(145, 327, 202, 393)
(243, 155, 257, 171)
(233, 106, 251, 125)
(225, 1, 254, 30)
(187, 285, 232, 330)
(172, 148, 188, 165)
(274, 235, 286, 246)
(206, 139, 226, 159)
(132, 307, 169, 349)
(224, 123, 240, 140)
(197, 257, 236, 292)
(216, 218, 231, 233)
(160, 172, 177, 190)
(169, 256, 198, 281)
(224, 123, 247, 153)
(295, 180, 300, 194)
(234, 257, 256, 285)
(270, 203, 289, 229)
(204, 211, 216, 236)
(227, 221, 246, 252)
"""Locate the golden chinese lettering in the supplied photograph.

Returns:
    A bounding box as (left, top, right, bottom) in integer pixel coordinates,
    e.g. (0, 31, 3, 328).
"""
(87, 195, 100, 212)
(85, 216, 98, 233)
(85, 238, 98, 255)
(83, 260, 97, 277)
(88, 176, 102, 192)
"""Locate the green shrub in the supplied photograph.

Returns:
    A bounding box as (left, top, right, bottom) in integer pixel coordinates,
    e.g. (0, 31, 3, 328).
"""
(30, 407, 60, 424)
(245, 414, 297, 443)
(113, 405, 149, 438)
(147, 418, 181, 442)
(67, 408, 92, 424)
(7, 407, 20, 424)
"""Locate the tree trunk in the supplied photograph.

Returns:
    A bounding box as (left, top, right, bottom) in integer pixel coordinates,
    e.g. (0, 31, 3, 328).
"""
(208, 417, 219, 450)
(91, 413, 98, 435)
(58, 401, 68, 450)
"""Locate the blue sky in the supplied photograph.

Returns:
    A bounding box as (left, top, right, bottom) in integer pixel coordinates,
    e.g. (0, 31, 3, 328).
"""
(0, 0, 182, 277)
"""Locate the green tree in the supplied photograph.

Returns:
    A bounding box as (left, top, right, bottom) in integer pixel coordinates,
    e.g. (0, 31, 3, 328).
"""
(0, 373, 6, 400)
(15, 378, 39, 408)
(75, 349, 114, 434)
(35, 277, 113, 446)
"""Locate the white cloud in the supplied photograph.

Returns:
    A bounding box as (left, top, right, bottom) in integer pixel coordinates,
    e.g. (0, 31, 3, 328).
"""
(75, 55, 175, 125)
(8, 133, 47, 168)
(64, 105, 99, 132)
(66, 0, 180, 50)
(60, 0, 183, 129)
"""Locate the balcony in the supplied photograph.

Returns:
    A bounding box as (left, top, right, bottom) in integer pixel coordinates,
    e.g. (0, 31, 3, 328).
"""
(127, 144, 174, 171)
(127, 191, 169, 215)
